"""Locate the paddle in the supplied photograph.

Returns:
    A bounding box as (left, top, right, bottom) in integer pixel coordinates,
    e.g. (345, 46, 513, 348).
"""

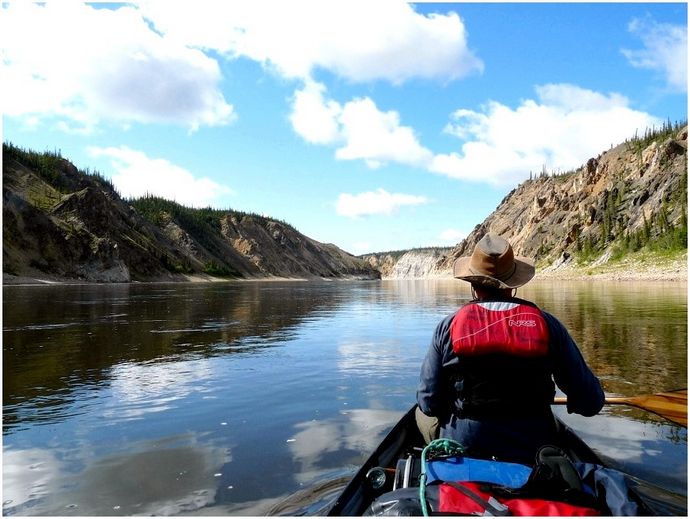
(553, 389, 687, 427)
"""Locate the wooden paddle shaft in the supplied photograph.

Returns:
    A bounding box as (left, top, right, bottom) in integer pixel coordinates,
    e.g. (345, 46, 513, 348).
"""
(553, 389, 687, 427)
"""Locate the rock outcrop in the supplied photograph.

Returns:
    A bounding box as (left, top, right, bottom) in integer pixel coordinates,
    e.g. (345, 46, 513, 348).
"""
(362, 125, 687, 279)
(3, 145, 380, 282)
(435, 125, 688, 275)
(363, 249, 451, 279)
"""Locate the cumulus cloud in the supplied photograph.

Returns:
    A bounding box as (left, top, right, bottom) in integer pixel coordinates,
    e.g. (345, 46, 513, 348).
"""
(1, 2, 234, 132)
(430, 83, 661, 185)
(88, 146, 233, 207)
(290, 81, 433, 168)
(336, 189, 428, 218)
(623, 18, 687, 92)
(140, 0, 483, 83)
(336, 98, 434, 168)
(289, 81, 342, 145)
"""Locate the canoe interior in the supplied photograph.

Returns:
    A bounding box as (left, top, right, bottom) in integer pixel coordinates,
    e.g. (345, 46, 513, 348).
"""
(326, 406, 687, 516)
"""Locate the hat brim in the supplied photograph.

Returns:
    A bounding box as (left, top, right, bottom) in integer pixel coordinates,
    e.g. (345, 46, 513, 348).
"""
(453, 255, 535, 289)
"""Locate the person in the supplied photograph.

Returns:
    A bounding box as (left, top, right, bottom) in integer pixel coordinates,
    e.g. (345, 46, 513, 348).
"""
(416, 233, 604, 465)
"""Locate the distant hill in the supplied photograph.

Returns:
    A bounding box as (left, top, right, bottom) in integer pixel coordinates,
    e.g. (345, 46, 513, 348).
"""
(2, 144, 380, 283)
(361, 247, 451, 278)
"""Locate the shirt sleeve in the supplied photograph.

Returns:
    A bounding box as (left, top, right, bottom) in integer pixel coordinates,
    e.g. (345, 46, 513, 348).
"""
(416, 313, 455, 417)
(543, 311, 605, 416)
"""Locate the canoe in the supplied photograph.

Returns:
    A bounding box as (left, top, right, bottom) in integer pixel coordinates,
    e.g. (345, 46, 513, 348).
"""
(325, 405, 687, 516)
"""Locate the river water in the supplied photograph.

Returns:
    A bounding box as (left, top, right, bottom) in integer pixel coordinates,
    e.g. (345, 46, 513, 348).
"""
(2, 279, 687, 515)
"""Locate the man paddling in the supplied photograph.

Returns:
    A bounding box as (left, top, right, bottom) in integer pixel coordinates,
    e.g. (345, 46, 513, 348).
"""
(416, 233, 604, 465)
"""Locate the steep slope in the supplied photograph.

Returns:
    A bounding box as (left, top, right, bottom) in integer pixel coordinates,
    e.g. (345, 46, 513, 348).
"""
(437, 125, 687, 274)
(2, 144, 379, 282)
(3, 151, 189, 282)
(362, 248, 451, 278)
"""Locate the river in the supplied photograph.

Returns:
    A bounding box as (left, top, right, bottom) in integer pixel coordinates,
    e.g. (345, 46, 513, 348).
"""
(2, 279, 687, 515)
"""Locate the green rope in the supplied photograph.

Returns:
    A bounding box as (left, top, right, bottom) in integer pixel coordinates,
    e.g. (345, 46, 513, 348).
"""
(419, 439, 466, 516)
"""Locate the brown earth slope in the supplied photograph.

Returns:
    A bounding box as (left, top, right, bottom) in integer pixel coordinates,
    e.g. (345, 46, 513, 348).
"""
(2, 145, 379, 283)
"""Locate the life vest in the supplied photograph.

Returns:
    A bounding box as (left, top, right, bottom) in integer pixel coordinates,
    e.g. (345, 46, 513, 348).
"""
(450, 300, 550, 357)
(448, 299, 555, 417)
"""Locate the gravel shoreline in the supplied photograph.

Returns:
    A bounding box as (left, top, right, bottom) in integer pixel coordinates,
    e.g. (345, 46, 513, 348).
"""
(536, 257, 688, 282)
(4, 255, 687, 285)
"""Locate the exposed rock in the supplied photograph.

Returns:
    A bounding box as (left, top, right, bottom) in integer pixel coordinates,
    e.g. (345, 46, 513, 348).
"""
(2, 145, 379, 282)
(362, 248, 451, 279)
(435, 126, 687, 275)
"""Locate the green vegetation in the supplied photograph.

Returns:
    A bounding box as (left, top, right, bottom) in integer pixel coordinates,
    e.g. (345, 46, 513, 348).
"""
(129, 194, 298, 233)
(3, 142, 116, 194)
(202, 261, 239, 278)
(358, 246, 452, 259)
(573, 121, 688, 266)
(624, 119, 687, 154)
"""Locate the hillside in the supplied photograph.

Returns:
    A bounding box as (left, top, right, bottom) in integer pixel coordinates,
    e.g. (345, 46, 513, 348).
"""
(366, 124, 686, 280)
(2, 144, 380, 283)
(362, 248, 451, 278)
(437, 124, 687, 278)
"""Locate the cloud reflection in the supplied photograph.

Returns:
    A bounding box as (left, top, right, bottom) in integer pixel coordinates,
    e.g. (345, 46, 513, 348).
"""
(336, 340, 408, 376)
(2, 441, 230, 516)
(286, 408, 402, 485)
(103, 359, 215, 421)
(2, 448, 62, 511)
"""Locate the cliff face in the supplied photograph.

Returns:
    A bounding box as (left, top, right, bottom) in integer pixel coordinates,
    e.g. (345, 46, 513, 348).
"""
(436, 126, 688, 274)
(363, 248, 451, 279)
(2, 145, 379, 282)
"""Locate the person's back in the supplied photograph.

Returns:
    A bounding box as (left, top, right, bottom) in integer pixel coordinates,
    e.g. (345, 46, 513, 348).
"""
(416, 234, 604, 465)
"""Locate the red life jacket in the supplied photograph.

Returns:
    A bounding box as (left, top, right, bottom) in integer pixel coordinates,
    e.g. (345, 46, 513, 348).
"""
(448, 299, 554, 417)
(450, 300, 550, 357)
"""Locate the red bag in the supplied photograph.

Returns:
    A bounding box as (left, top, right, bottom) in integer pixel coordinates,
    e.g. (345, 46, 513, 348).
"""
(439, 481, 601, 516)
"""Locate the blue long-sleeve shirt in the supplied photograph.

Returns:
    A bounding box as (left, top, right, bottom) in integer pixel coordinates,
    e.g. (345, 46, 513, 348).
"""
(417, 305, 604, 464)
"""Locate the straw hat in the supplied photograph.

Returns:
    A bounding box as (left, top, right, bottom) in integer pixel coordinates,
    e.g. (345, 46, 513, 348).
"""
(453, 233, 535, 289)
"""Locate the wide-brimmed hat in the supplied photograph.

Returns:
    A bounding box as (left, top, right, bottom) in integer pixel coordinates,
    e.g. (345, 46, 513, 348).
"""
(453, 233, 535, 289)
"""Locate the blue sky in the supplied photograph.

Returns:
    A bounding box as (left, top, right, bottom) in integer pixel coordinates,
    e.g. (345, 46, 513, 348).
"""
(2, 2, 687, 255)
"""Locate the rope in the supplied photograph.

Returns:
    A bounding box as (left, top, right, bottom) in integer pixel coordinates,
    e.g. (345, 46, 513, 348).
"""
(419, 438, 466, 516)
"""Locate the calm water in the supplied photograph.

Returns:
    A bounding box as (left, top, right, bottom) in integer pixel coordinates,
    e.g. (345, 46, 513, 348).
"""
(2, 279, 687, 515)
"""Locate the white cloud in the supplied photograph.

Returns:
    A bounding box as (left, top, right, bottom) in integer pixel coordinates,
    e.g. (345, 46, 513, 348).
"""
(289, 81, 342, 145)
(88, 146, 233, 207)
(439, 228, 467, 245)
(336, 98, 434, 168)
(623, 18, 687, 92)
(290, 82, 433, 168)
(140, 0, 483, 84)
(336, 188, 428, 218)
(1, 2, 234, 132)
(430, 83, 661, 185)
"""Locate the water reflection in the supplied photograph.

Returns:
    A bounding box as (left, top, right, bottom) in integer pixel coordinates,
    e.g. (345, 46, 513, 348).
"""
(3, 282, 350, 431)
(521, 281, 687, 397)
(3, 279, 687, 515)
(3, 440, 228, 516)
(286, 408, 403, 485)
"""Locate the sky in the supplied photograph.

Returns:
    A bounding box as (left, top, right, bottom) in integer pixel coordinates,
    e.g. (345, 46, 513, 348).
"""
(2, 1, 687, 255)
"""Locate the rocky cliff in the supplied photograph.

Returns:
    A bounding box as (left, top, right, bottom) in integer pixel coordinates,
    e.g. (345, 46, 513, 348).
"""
(437, 125, 687, 274)
(3, 144, 380, 282)
(362, 125, 687, 280)
(363, 248, 451, 278)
